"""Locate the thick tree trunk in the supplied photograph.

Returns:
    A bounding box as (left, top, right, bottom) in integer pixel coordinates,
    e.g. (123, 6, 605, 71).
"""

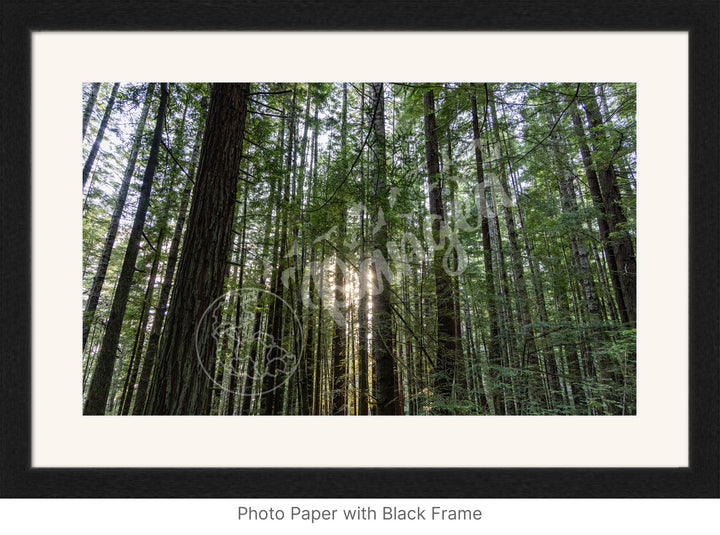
(369, 83, 395, 415)
(423, 89, 459, 413)
(83, 82, 120, 188)
(144, 83, 250, 415)
(83, 84, 154, 351)
(83, 83, 168, 415)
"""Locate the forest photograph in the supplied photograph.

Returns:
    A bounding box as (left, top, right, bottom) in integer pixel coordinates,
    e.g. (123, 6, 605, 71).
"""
(81, 81, 636, 417)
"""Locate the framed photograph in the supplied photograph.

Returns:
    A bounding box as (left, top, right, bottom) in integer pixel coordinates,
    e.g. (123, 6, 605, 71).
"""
(1, 1, 717, 498)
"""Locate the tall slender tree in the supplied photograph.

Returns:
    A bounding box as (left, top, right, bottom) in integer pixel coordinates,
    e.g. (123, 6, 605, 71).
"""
(132, 108, 205, 415)
(582, 89, 637, 325)
(83, 84, 155, 351)
(260, 87, 296, 415)
(470, 86, 503, 414)
(368, 83, 395, 415)
(331, 83, 349, 415)
(423, 89, 460, 412)
(84, 83, 168, 415)
(82, 82, 101, 139)
(83, 82, 120, 188)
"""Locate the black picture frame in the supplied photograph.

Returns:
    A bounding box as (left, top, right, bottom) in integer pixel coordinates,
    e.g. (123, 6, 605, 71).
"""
(1, 0, 718, 498)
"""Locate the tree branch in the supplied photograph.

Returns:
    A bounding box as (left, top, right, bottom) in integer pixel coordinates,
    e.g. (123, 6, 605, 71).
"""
(142, 230, 157, 252)
(160, 138, 195, 184)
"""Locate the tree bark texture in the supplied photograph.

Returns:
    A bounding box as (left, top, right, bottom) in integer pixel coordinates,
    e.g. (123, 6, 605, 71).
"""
(369, 83, 395, 416)
(144, 83, 250, 415)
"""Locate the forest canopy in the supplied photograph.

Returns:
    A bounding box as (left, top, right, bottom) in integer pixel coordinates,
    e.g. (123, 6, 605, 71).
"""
(82, 82, 637, 416)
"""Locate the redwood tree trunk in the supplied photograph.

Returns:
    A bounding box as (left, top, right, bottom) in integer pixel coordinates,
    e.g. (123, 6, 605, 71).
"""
(424, 89, 459, 413)
(144, 83, 250, 415)
(369, 82, 395, 415)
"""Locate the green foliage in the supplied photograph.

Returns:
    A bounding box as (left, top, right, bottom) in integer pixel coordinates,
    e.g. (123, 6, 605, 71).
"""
(83, 82, 636, 416)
